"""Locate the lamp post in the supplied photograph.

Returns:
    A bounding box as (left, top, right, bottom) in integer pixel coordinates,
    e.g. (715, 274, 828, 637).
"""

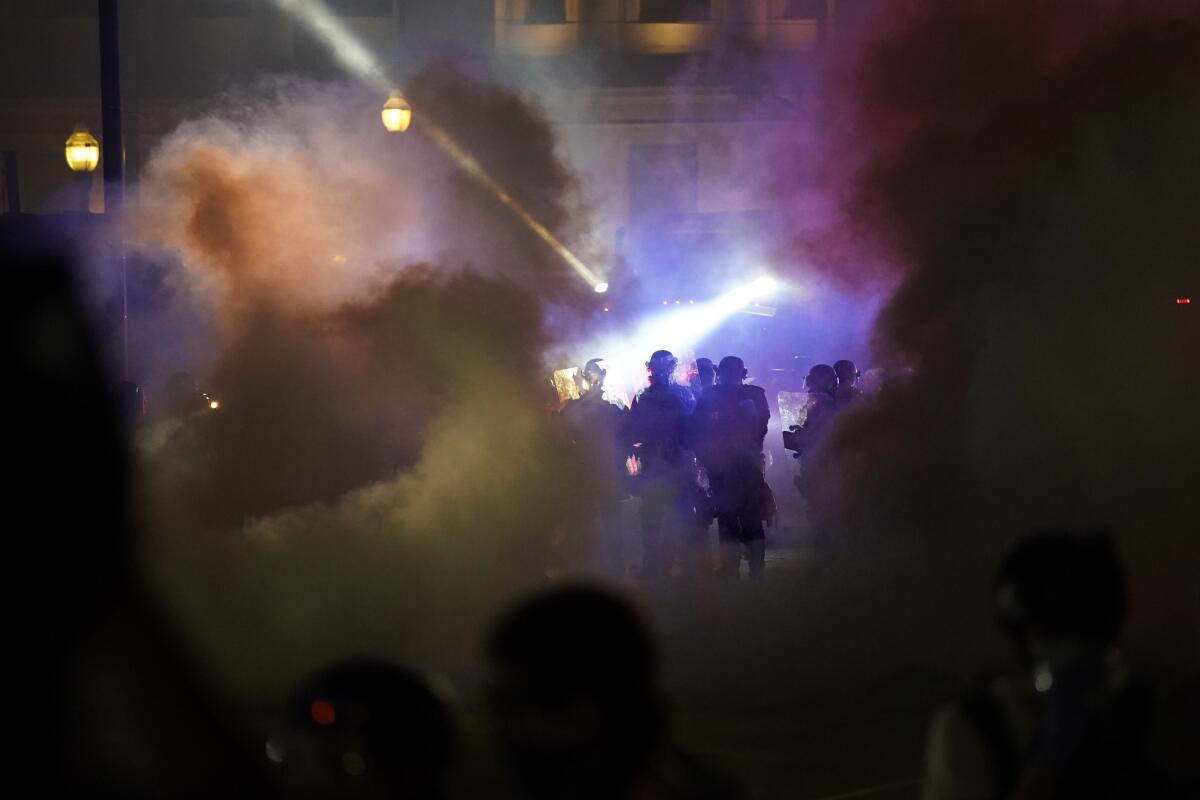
(64, 125, 101, 173)
(99, 0, 128, 380)
(64, 123, 102, 214)
(99, 0, 123, 214)
(381, 92, 412, 133)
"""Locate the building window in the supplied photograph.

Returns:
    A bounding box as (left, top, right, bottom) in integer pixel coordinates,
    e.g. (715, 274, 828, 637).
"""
(638, 1, 711, 23)
(525, 0, 567, 24)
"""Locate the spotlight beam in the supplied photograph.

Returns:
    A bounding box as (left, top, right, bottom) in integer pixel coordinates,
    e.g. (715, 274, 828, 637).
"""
(274, 0, 391, 93)
(270, 0, 604, 292)
(584, 276, 780, 401)
(419, 124, 604, 288)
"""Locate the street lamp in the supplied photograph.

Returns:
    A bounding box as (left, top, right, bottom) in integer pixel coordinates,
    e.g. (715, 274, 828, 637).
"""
(64, 124, 100, 172)
(381, 92, 412, 133)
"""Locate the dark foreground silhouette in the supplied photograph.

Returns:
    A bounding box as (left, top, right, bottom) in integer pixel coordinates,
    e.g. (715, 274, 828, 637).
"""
(4, 241, 276, 798)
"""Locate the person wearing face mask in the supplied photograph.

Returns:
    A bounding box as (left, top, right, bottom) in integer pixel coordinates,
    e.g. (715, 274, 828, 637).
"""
(921, 530, 1178, 800)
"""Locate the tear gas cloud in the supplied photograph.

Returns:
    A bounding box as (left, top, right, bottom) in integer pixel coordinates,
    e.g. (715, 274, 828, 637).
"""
(126, 0, 1198, 703)
(133, 65, 604, 695)
(786, 0, 1200, 671)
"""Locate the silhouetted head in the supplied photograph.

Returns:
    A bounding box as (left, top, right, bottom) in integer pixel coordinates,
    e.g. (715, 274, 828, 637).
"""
(646, 350, 678, 386)
(695, 358, 715, 388)
(805, 364, 837, 395)
(486, 586, 664, 798)
(281, 659, 457, 800)
(581, 358, 606, 395)
(994, 530, 1128, 664)
(717, 356, 747, 387)
(833, 360, 858, 389)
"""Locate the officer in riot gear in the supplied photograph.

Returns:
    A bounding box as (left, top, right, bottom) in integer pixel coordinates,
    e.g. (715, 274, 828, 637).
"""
(690, 357, 716, 401)
(682, 357, 719, 579)
(561, 358, 628, 576)
(833, 359, 861, 407)
(692, 356, 772, 579)
(785, 363, 841, 495)
(625, 350, 696, 580)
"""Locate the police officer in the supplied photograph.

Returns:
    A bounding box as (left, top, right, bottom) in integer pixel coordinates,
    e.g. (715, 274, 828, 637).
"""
(693, 356, 771, 580)
(625, 350, 695, 580)
(833, 359, 861, 408)
(561, 358, 628, 576)
(682, 357, 718, 579)
(690, 357, 716, 401)
(789, 364, 840, 492)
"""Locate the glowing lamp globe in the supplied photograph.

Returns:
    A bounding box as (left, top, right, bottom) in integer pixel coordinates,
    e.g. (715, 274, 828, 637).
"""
(64, 124, 100, 172)
(381, 93, 412, 133)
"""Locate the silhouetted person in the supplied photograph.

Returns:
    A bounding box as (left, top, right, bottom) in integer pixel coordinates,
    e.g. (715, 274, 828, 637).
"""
(680, 357, 717, 578)
(787, 364, 840, 494)
(486, 586, 737, 799)
(626, 350, 696, 579)
(5, 248, 275, 798)
(561, 358, 629, 576)
(692, 357, 772, 579)
(277, 659, 458, 800)
(690, 357, 716, 400)
(832, 359, 861, 407)
(922, 531, 1172, 800)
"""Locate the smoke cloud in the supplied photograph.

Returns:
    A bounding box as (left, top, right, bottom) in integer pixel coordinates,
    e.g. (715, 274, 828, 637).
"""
(123, 4, 1198, 706)
(793, 0, 1200, 670)
(131, 65, 602, 696)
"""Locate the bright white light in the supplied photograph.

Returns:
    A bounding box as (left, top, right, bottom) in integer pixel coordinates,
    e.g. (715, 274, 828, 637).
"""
(594, 282, 609, 294)
(751, 276, 778, 297)
(578, 276, 783, 405)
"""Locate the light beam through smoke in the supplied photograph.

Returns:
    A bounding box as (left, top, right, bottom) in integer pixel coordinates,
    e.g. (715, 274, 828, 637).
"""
(270, 0, 606, 292)
(579, 275, 782, 402)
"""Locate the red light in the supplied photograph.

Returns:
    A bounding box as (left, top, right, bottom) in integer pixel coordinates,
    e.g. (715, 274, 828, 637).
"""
(1177, 298, 1191, 304)
(310, 699, 336, 726)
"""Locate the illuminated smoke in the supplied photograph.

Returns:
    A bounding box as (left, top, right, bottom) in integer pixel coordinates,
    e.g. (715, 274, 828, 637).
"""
(795, 0, 1200, 669)
(131, 69, 603, 694)
(270, 0, 606, 292)
(121, 1, 1200, 704)
(574, 275, 782, 401)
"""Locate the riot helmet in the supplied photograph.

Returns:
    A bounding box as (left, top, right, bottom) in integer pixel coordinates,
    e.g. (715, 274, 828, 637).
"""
(717, 356, 748, 386)
(646, 350, 678, 385)
(805, 364, 838, 395)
